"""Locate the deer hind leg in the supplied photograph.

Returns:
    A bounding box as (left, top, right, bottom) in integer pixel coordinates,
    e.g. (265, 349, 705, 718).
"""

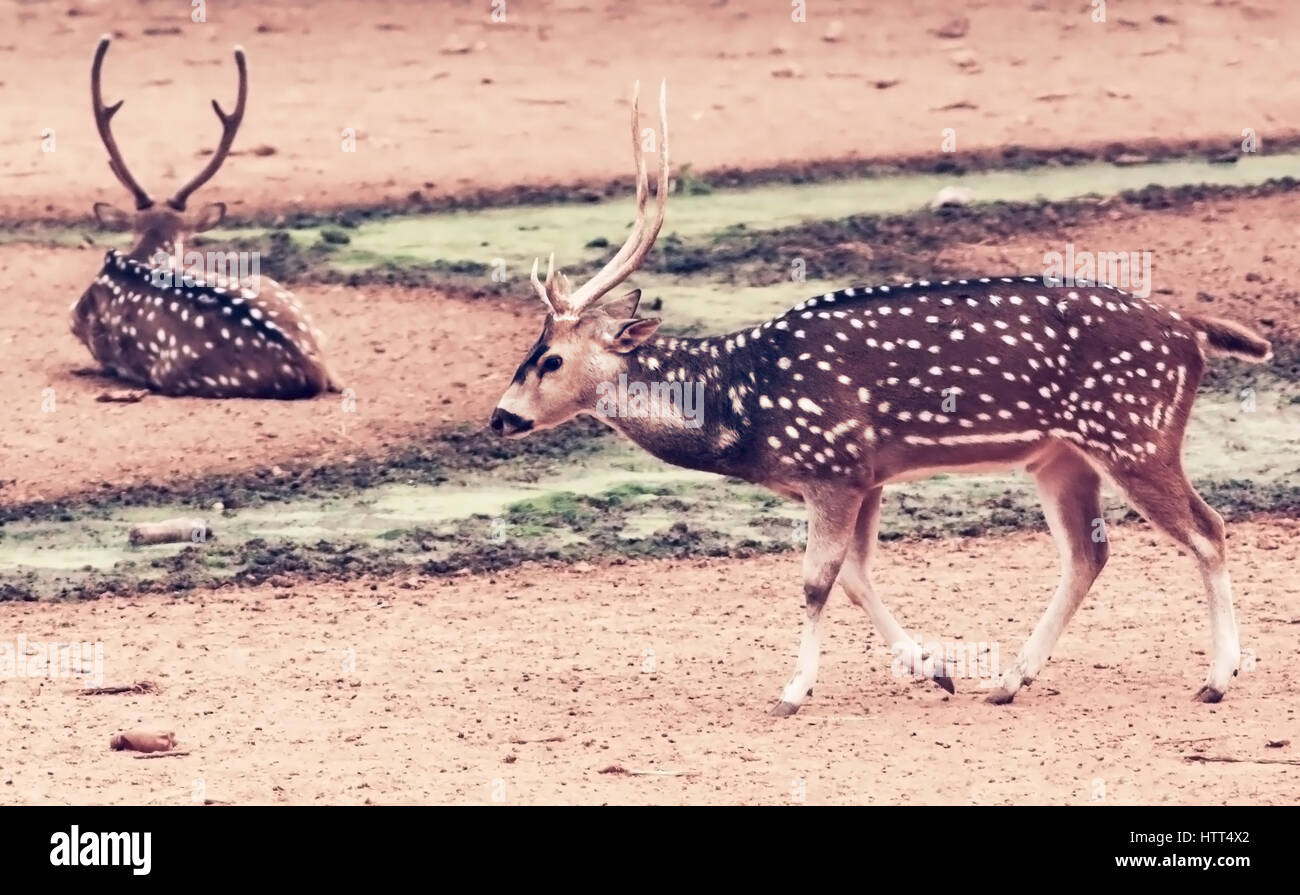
(837, 487, 955, 694)
(987, 446, 1109, 704)
(771, 486, 864, 717)
(1105, 460, 1239, 702)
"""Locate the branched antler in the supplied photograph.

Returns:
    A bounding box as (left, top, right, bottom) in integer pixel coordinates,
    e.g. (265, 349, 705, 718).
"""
(91, 36, 153, 210)
(167, 46, 248, 210)
(535, 81, 670, 318)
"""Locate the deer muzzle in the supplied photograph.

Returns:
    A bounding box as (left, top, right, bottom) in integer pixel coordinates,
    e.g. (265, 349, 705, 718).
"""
(490, 407, 534, 437)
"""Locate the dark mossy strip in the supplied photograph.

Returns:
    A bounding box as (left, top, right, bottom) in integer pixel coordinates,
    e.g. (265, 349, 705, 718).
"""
(5, 473, 1296, 602)
(0, 418, 614, 527)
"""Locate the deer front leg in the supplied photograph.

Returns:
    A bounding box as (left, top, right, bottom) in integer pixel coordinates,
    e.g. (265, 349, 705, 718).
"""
(771, 487, 864, 717)
(838, 487, 956, 693)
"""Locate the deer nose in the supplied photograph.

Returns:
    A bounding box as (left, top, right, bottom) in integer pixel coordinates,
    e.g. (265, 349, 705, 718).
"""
(490, 407, 533, 437)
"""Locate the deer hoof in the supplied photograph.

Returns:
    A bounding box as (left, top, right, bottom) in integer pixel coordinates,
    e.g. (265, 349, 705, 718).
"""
(769, 701, 801, 717)
(985, 687, 1016, 705)
(1192, 685, 1225, 704)
(933, 676, 955, 695)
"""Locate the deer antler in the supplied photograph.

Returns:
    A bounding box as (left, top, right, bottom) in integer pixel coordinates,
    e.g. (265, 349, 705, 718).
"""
(91, 36, 154, 210)
(536, 80, 670, 319)
(530, 254, 558, 315)
(167, 46, 248, 211)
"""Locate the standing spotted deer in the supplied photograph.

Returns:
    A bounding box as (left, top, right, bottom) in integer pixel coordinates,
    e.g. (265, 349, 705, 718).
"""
(70, 36, 338, 399)
(490, 82, 1272, 716)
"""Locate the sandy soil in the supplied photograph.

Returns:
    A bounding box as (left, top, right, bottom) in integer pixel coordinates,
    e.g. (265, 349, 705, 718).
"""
(2, 517, 1295, 805)
(0, 244, 537, 505)
(5, 188, 1297, 507)
(3, 0, 1299, 221)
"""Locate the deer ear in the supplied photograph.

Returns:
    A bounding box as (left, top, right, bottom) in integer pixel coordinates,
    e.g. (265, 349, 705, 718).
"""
(607, 317, 661, 353)
(192, 202, 227, 232)
(597, 289, 642, 320)
(92, 202, 132, 231)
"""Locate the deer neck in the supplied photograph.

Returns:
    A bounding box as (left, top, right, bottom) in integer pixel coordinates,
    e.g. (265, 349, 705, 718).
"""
(124, 231, 181, 265)
(594, 332, 755, 476)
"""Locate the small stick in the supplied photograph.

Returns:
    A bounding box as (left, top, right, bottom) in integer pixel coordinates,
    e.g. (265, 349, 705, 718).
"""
(599, 764, 698, 777)
(80, 680, 159, 696)
(96, 389, 148, 403)
(133, 751, 192, 760)
(1184, 755, 1300, 766)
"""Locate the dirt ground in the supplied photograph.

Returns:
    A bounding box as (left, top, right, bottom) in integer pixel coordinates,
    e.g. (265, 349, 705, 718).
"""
(2, 517, 1295, 805)
(0, 243, 538, 505)
(3, 0, 1299, 221)
(5, 188, 1297, 506)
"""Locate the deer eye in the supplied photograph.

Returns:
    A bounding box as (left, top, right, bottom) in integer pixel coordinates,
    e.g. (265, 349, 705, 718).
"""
(540, 355, 563, 375)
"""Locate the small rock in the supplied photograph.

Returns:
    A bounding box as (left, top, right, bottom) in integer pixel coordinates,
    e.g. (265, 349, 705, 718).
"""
(771, 63, 802, 79)
(1113, 153, 1150, 166)
(931, 16, 970, 39)
(439, 34, 472, 54)
(823, 20, 844, 42)
(950, 49, 979, 71)
(128, 518, 211, 546)
(110, 731, 176, 753)
(928, 186, 974, 209)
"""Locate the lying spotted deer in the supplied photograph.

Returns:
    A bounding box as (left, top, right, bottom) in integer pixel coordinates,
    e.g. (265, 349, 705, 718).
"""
(70, 36, 338, 399)
(490, 82, 1271, 716)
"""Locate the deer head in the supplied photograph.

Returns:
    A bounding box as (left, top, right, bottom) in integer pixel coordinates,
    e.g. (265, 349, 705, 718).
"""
(491, 82, 670, 437)
(88, 35, 247, 260)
